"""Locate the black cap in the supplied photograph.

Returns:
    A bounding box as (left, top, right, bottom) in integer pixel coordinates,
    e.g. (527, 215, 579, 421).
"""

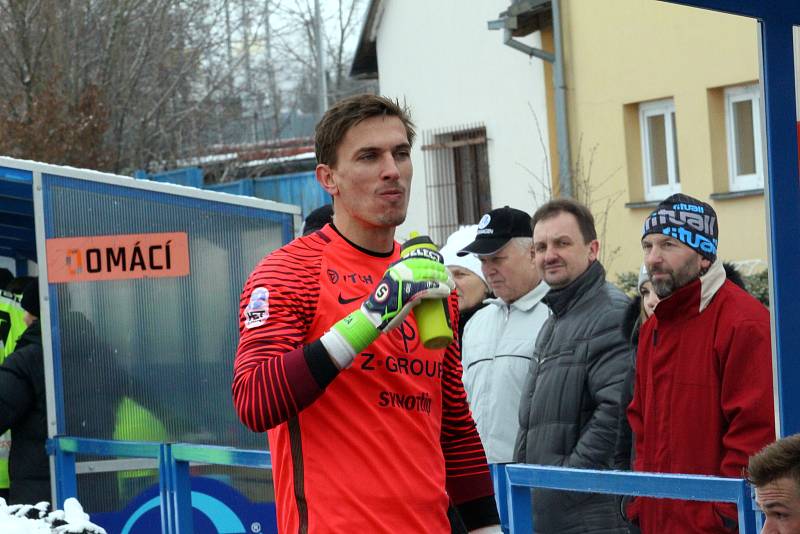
(457, 206, 532, 256)
(20, 279, 39, 318)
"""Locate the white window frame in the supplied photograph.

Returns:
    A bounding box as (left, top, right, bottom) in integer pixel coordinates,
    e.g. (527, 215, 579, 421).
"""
(640, 98, 680, 201)
(725, 84, 764, 191)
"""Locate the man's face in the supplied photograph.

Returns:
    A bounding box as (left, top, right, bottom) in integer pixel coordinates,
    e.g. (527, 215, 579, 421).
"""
(533, 211, 598, 289)
(447, 266, 488, 312)
(316, 115, 412, 231)
(756, 477, 800, 534)
(642, 233, 710, 299)
(479, 240, 539, 304)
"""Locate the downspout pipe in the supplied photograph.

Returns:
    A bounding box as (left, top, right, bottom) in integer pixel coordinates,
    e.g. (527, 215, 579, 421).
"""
(493, 0, 572, 197)
(551, 0, 572, 198)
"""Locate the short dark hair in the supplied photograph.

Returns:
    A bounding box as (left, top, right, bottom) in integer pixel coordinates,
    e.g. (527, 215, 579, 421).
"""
(314, 94, 416, 167)
(748, 434, 800, 490)
(531, 198, 597, 243)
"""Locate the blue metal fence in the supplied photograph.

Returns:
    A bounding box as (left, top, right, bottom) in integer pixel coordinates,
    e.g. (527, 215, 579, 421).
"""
(50, 437, 764, 534)
(499, 464, 760, 534)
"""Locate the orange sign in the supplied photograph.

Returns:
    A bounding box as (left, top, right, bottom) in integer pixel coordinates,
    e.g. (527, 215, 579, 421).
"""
(46, 232, 190, 283)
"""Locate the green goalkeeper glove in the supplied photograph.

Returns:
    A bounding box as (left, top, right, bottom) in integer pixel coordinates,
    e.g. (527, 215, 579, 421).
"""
(320, 256, 454, 369)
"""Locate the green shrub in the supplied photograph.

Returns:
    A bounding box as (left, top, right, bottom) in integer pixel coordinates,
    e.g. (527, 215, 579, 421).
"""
(615, 270, 639, 297)
(744, 270, 770, 307)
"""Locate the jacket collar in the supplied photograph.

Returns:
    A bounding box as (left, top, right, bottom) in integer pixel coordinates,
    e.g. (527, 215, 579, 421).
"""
(486, 280, 550, 312)
(653, 259, 726, 320)
(543, 260, 606, 317)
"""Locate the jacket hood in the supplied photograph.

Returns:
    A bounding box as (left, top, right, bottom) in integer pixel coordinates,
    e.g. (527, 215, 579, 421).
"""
(722, 262, 747, 291)
(13, 320, 41, 350)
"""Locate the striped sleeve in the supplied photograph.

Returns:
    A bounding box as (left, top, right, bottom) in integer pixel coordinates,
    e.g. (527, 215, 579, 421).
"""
(440, 294, 498, 527)
(232, 236, 339, 432)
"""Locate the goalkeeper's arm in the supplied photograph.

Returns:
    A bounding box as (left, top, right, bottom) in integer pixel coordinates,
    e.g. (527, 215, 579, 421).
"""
(233, 256, 453, 432)
(320, 256, 453, 369)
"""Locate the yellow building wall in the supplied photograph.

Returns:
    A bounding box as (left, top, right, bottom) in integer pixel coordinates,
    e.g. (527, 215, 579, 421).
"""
(559, 0, 767, 279)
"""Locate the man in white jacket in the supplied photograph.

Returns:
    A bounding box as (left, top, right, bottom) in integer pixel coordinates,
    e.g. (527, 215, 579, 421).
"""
(458, 206, 549, 464)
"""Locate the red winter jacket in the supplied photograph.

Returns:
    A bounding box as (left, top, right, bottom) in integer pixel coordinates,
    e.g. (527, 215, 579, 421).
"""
(627, 260, 775, 533)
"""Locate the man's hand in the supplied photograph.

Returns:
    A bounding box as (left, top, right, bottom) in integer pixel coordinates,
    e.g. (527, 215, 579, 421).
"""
(320, 257, 454, 369)
(361, 256, 453, 332)
(468, 526, 502, 534)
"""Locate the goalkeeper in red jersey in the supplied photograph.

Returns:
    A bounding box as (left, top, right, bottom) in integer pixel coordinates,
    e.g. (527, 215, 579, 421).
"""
(233, 94, 501, 533)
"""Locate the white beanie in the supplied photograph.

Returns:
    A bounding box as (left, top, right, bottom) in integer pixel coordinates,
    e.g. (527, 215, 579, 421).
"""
(637, 264, 649, 291)
(440, 225, 486, 283)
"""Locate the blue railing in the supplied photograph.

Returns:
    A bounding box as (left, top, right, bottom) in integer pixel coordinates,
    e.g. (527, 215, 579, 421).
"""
(497, 463, 762, 534)
(48, 437, 271, 534)
(49, 438, 763, 534)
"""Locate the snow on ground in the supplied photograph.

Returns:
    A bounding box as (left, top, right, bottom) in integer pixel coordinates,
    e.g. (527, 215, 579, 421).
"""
(0, 498, 106, 534)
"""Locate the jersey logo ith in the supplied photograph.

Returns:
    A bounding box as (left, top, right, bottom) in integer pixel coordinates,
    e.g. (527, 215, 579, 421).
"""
(244, 287, 269, 329)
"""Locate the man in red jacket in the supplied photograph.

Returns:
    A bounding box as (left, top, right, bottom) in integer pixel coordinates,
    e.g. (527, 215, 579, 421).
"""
(628, 193, 775, 533)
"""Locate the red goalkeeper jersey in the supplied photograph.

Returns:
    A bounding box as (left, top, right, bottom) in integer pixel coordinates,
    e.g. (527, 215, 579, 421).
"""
(233, 225, 494, 533)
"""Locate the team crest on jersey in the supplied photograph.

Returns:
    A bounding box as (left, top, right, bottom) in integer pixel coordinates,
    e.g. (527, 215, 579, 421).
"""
(244, 287, 269, 329)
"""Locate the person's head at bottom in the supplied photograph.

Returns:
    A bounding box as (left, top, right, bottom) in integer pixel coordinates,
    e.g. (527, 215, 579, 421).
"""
(749, 433, 800, 533)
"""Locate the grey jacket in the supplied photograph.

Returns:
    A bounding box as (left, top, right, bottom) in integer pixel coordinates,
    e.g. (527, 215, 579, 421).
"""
(514, 261, 631, 534)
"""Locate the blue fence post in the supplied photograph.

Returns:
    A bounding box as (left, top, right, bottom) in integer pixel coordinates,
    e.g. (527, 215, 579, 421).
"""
(159, 444, 174, 534)
(490, 464, 509, 533)
(48, 437, 76, 509)
(737, 480, 758, 534)
(506, 469, 533, 534)
(753, 488, 765, 531)
(170, 446, 194, 534)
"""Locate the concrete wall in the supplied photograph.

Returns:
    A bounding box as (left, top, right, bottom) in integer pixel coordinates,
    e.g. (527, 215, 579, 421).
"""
(372, 0, 552, 240)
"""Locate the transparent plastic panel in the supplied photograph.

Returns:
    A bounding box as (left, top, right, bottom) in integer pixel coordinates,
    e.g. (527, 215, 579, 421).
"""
(43, 176, 290, 454)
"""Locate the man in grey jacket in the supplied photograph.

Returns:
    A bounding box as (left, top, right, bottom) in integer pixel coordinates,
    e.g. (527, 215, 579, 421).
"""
(514, 198, 630, 534)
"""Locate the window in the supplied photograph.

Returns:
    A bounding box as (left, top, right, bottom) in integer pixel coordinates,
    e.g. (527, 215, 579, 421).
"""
(422, 125, 491, 245)
(640, 99, 680, 201)
(725, 85, 763, 191)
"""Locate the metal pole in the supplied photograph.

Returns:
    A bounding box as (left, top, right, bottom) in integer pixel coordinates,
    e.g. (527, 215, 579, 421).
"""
(758, 18, 800, 438)
(315, 0, 328, 115)
(552, 0, 573, 198)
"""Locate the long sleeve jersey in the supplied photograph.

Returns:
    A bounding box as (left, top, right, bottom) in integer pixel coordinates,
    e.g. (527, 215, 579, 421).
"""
(233, 224, 496, 533)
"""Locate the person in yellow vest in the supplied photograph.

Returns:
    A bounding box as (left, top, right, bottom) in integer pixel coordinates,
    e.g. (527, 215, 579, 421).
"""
(113, 397, 168, 503)
(0, 276, 34, 501)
